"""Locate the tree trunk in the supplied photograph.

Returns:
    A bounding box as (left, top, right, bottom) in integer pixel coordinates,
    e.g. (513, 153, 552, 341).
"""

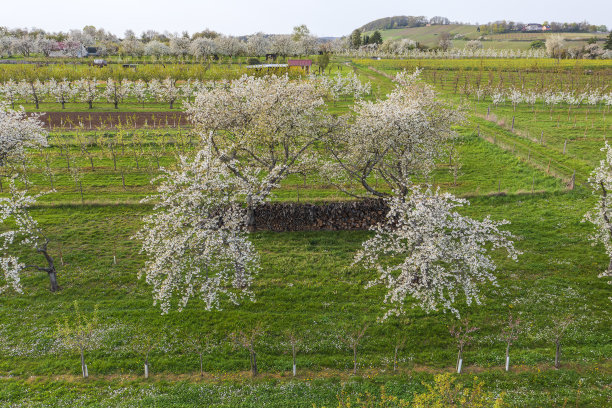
(394, 347, 398, 371)
(505, 343, 510, 372)
(145, 354, 149, 378)
(251, 351, 258, 376)
(48, 269, 59, 292)
(554, 341, 561, 369)
(199, 353, 203, 377)
(246, 196, 256, 231)
(61, 101, 65, 109)
(114, 101, 118, 109)
(292, 345, 297, 377)
(353, 345, 357, 374)
(39, 245, 58, 292)
(88, 101, 93, 109)
(80, 348, 87, 378)
(456, 349, 463, 373)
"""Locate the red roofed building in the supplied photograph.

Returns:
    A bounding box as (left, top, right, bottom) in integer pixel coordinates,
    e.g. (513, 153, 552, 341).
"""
(288, 59, 312, 73)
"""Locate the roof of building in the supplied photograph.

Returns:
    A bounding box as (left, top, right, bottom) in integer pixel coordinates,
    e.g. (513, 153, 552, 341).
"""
(288, 59, 312, 66)
(246, 64, 289, 68)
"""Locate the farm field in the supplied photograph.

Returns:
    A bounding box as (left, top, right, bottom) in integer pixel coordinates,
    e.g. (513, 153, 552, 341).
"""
(0, 56, 611, 408)
(362, 24, 608, 50)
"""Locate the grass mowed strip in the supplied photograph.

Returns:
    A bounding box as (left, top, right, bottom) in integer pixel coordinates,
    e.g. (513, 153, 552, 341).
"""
(0, 193, 609, 398)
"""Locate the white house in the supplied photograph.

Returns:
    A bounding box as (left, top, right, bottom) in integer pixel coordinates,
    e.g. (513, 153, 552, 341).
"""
(49, 42, 90, 58)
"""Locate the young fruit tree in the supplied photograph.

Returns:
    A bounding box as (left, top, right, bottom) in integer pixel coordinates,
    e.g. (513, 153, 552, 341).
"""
(389, 317, 410, 372)
(336, 323, 368, 375)
(354, 186, 520, 320)
(186, 74, 340, 230)
(133, 149, 259, 314)
(48, 78, 75, 110)
(449, 319, 479, 374)
(0, 181, 59, 292)
(499, 314, 522, 372)
(181, 328, 216, 377)
(324, 70, 463, 197)
(282, 328, 308, 377)
(55, 301, 101, 378)
(543, 315, 575, 369)
(584, 141, 612, 290)
(74, 78, 99, 109)
(230, 324, 265, 377)
(130, 326, 164, 378)
(104, 78, 130, 109)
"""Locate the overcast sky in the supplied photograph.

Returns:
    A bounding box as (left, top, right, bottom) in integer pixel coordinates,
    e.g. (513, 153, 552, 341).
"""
(2, 0, 611, 37)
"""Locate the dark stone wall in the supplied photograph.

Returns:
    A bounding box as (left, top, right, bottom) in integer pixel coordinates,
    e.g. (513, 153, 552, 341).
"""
(253, 200, 388, 231)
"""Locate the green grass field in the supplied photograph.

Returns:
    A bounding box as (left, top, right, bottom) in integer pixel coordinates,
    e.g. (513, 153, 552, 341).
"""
(0, 57, 611, 407)
(363, 24, 608, 50)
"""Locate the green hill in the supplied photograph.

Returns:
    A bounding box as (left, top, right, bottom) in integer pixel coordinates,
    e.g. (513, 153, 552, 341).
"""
(363, 24, 608, 50)
(359, 15, 429, 32)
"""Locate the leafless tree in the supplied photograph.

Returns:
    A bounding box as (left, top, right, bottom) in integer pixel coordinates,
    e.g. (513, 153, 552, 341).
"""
(338, 323, 369, 375)
(230, 324, 265, 376)
(449, 319, 479, 373)
(499, 314, 522, 371)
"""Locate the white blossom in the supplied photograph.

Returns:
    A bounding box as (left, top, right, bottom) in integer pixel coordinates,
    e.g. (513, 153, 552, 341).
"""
(354, 186, 520, 319)
(133, 150, 259, 314)
(0, 101, 48, 168)
(0, 181, 47, 294)
(584, 142, 612, 287)
(325, 70, 463, 197)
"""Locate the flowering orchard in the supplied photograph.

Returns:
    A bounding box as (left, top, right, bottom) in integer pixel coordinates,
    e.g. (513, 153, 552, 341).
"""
(0, 57, 610, 407)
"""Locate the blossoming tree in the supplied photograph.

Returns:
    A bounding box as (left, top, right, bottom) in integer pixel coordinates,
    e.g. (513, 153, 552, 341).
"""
(0, 102, 53, 293)
(186, 74, 340, 229)
(354, 186, 520, 320)
(0, 182, 58, 292)
(324, 70, 464, 198)
(0, 101, 48, 169)
(133, 149, 259, 314)
(584, 142, 612, 288)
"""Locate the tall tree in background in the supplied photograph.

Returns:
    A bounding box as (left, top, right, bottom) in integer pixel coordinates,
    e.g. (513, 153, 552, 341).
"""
(317, 52, 330, 72)
(350, 29, 362, 48)
(605, 32, 612, 50)
(438, 32, 452, 51)
(291, 25, 310, 42)
(546, 34, 566, 58)
(370, 31, 383, 45)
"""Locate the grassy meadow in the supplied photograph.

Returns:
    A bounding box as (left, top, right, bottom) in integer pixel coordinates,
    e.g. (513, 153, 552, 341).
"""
(0, 58, 610, 407)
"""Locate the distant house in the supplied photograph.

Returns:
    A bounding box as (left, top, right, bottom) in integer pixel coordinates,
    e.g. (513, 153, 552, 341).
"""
(288, 59, 312, 73)
(48, 42, 91, 58)
(523, 23, 544, 32)
(86, 47, 99, 56)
